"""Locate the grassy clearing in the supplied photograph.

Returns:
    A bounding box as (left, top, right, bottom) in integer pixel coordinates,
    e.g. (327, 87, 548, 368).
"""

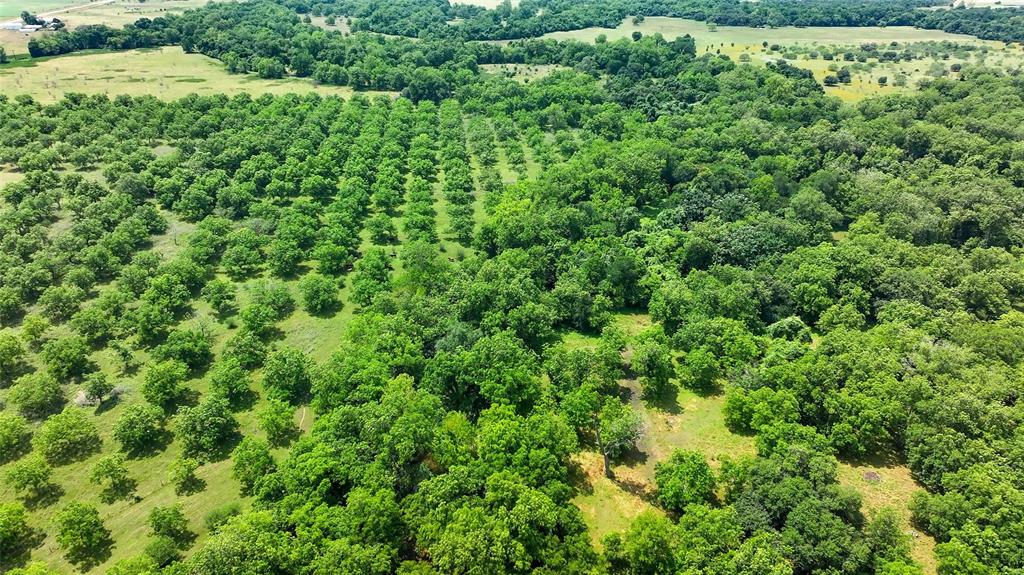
(837, 461, 937, 575)
(570, 451, 659, 548)
(537, 16, 1002, 50)
(479, 63, 568, 83)
(0, 46, 382, 103)
(523, 16, 1024, 101)
(565, 313, 756, 542)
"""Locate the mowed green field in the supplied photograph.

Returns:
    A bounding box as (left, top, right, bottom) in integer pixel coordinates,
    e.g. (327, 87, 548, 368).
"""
(0, 47, 380, 103)
(0, 0, 84, 21)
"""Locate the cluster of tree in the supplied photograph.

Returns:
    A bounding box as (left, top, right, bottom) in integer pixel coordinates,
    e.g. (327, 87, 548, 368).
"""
(279, 0, 1024, 43)
(6, 19, 1024, 573)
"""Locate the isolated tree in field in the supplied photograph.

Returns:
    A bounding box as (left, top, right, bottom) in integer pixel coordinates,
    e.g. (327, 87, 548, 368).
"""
(8, 373, 64, 419)
(299, 273, 339, 315)
(258, 398, 298, 446)
(108, 341, 136, 375)
(38, 284, 85, 322)
(262, 347, 311, 404)
(349, 248, 391, 306)
(0, 502, 34, 561)
(202, 279, 237, 317)
(222, 331, 267, 370)
(561, 384, 643, 478)
(632, 337, 674, 399)
(175, 396, 237, 460)
(677, 348, 720, 393)
(55, 502, 111, 567)
(113, 403, 165, 455)
(6, 455, 55, 501)
(89, 454, 135, 503)
(0, 332, 27, 383)
(33, 408, 101, 464)
(20, 314, 49, 351)
(83, 372, 114, 405)
(141, 360, 189, 410)
(208, 358, 252, 409)
(168, 458, 203, 495)
(153, 327, 213, 372)
(148, 503, 192, 547)
(267, 239, 303, 278)
(654, 450, 716, 512)
(40, 335, 92, 380)
(0, 413, 30, 463)
(231, 436, 276, 496)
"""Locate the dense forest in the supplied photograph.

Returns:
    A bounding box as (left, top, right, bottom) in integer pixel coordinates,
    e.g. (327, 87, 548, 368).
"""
(4, 0, 1024, 574)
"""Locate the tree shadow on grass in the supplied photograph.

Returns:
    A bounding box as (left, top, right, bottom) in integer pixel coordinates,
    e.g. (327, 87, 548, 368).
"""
(643, 384, 681, 415)
(0, 527, 45, 572)
(174, 475, 207, 497)
(23, 483, 64, 511)
(613, 475, 659, 506)
(66, 535, 114, 572)
(124, 429, 174, 460)
(99, 478, 139, 505)
(615, 445, 650, 470)
(93, 393, 122, 416)
(566, 458, 594, 497)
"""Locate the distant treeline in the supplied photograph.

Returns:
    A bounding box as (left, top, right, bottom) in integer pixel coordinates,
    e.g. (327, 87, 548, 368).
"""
(27, 1, 698, 101)
(25, 0, 1024, 61)
(285, 0, 1024, 43)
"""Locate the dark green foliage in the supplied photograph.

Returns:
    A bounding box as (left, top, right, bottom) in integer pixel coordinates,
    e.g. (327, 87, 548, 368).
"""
(231, 437, 275, 496)
(8, 373, 64, 419)
(141, 360, 189, 411)
(299, 273, 340, 315)
(89, 454, 136, 503)
(33, 408, 101, 464)
(0, 413, 30, 463)
(113, 404, 165, 455)
(175, 396, 238, 461)
(55, 502, 111, 568)
(261, 347, 311, 404)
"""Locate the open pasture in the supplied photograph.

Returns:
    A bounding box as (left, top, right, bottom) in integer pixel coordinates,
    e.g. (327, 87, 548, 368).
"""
(0, 47, 373, 103)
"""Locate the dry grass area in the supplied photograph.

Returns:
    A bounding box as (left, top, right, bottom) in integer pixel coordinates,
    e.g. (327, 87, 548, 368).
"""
(0, 47, 376, 103)
(838, 461, 937, 575)
(537, 16, 992, 50)
(570, 451, 659, 547)
(480, 63, 568, 83)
